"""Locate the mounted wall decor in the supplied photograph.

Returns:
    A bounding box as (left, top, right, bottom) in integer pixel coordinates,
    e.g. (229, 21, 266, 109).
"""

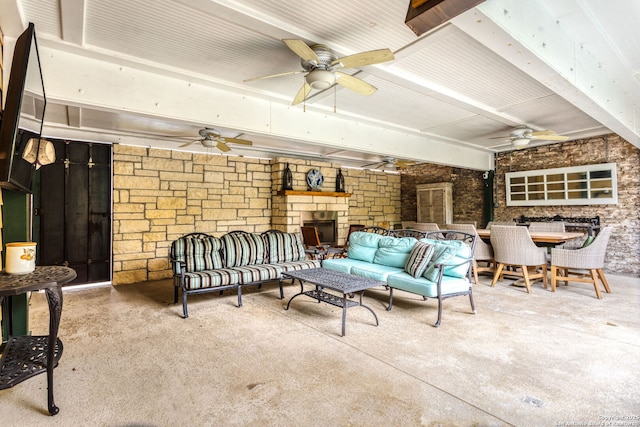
(335, 168, 345, 192)
(282, 163, 293, 190)
(306, 169, 324, 190)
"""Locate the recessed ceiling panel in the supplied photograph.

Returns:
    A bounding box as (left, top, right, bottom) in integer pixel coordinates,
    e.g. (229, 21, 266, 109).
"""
(312, 74, 476, 130)
(389, 24, 554, 110)
(20, 0, 61, 38)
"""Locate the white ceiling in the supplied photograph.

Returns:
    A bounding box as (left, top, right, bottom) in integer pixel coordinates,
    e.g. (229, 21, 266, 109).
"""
(1, 0, 639, 170)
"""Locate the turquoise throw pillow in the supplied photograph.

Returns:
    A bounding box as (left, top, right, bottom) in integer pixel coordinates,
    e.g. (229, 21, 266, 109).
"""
(422, 242, 460, 282)
(404, 241, 435, 278)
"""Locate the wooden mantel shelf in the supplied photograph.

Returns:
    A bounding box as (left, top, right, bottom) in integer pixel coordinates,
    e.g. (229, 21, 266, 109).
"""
(276, 190, 352, 198)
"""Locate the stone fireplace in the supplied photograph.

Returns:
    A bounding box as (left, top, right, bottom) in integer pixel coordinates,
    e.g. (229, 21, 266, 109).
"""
(271, 160, 352, 245)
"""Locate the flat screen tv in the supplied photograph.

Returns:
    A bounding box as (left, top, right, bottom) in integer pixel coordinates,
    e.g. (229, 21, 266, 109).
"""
(0, 23, 46, 193)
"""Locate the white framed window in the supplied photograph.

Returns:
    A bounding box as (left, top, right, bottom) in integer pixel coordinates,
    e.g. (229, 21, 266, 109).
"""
(506, 163, 617, 206)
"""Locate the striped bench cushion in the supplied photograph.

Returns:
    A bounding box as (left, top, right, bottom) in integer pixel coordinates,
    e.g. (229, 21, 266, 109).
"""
(264, 232, 306, 263)
(183, 269, 240, 290)
(277, 259, 321, 272)
(222, 233, 267, 268)
(231, 264, 284, 284)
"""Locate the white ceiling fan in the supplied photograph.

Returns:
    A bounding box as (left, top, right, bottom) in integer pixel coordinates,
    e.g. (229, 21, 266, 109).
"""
(489, 126, 569, 149)
(361, 157, 417, 170)
(244, 39, 394, 105)
(179, 128, 252, 152)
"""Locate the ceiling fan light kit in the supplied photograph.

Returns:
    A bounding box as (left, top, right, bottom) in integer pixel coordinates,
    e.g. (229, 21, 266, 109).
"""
(511, 138, 531, 149)
(306, 69, 335, 89)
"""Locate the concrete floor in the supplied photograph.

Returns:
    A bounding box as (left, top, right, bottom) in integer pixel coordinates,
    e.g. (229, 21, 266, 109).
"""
(1, 272, 639, 426)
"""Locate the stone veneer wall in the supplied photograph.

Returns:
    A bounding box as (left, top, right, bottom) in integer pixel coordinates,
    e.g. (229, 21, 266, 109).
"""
(401, 165, 485, 227)
(112, 147, 401, 285)
(494, 134, 639, 276)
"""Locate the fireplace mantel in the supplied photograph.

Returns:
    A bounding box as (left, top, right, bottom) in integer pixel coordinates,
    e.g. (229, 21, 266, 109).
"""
(276, 190, 352, 198)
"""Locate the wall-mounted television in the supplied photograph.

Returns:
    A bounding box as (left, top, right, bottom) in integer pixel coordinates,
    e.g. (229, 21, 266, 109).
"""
(0, 22, 46, 193)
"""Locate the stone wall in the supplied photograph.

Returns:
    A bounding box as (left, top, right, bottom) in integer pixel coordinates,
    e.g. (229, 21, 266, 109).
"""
(401, 164, 485, 227)
(112, 146, 401, 285)
(494, 134, 639, 276)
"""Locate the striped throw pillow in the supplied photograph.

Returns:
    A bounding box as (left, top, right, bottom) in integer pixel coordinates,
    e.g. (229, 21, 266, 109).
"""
(184, 237, 223, 273)
(404, 241, 435, 278)
(265, 232, 306, 263)
(222, 233, 267, 268)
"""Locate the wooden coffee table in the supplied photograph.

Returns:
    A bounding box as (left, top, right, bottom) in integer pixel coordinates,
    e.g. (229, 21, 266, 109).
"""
(283, 268, 383, 336)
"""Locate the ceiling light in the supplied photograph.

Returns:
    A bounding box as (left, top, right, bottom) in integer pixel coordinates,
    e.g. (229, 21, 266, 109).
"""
(511, 138, 530, 149)
(306, 69, 335, 89)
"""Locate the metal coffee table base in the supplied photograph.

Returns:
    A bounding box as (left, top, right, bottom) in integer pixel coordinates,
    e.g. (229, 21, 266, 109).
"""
(286, 284, 379, 336)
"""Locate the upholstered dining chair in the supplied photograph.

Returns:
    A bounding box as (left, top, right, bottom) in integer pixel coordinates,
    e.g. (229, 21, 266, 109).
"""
(490, 225, 548, 293)
(486, 221, 516, 229)
(550, 227, 612, 299)
(446, 223, 495, 284)
(412, 222, 440, 232)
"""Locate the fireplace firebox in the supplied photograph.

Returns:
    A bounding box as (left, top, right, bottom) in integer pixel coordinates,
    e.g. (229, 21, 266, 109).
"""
(300, 211, 338, 246)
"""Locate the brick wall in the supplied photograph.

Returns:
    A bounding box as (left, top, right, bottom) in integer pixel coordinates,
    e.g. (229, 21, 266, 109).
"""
(401, 164, 485, 227)
(112, 146, 401, 285)
(494, 134, 639, 276)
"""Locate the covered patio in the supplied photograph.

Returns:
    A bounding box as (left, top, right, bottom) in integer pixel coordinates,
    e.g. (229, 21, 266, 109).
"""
(1, 272, 638, 426)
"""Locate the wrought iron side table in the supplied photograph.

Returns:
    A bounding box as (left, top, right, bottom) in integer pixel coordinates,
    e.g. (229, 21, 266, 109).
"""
(0, 266, 77, 415)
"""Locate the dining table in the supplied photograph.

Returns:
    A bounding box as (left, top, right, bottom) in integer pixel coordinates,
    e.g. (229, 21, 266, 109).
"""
(476, 229, 585, 245)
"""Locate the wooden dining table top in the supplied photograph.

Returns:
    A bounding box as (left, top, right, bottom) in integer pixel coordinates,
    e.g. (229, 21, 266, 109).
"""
(476, 228, 585, 244)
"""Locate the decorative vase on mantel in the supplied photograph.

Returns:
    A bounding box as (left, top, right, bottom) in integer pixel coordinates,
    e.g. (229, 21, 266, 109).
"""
(282, 163, 293, 190)
(336, 168, 345, 193)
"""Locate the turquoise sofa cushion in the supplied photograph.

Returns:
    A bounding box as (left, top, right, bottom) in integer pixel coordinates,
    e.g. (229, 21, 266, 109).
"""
(351, 263, 403, 281)
(387, 271, 470, 298)
(373, 236, 417, 268)
(347, 232, 386, 263)
(322, 258, 373, 274)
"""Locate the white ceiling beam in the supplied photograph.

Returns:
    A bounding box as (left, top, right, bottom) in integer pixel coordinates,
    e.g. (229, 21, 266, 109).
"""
(38, 46, 493, 170)
(59, 0, 86, 45)
(453, 0, 639, 148)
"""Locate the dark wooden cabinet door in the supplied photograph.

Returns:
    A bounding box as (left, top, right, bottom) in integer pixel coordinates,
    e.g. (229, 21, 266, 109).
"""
(35, 140, 112, 285)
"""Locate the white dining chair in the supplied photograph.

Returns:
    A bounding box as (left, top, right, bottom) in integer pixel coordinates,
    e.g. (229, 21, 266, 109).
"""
(490, 225, 548, 293)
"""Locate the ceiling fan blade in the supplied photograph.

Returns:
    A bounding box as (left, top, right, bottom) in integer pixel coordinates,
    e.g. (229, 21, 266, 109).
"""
(292, 82, 312, 105)
(488, 136, 511, 140)
(396, 160, 417, 168)
(334, 72, 377, 96)
(179, 139, 200, 148)
(283, 39, 319, 62)
(530, 134, 569, 141)
(530, 130, 556, 136)
(216, 141, 231, 152)
(361, 161, 384, 168)
(332, 48, 394, 68)
(223, 137, 252, 146)
(243, 70, 304, 82)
